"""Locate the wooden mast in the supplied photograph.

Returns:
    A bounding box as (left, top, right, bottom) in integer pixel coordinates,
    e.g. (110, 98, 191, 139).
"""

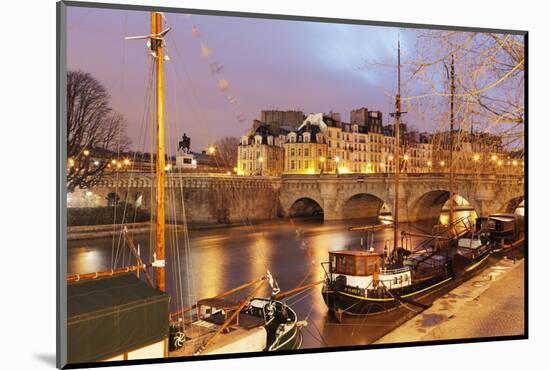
(152, 12, 166, 292)
(393, 39, 402, 251)
(449, 54, 455, 229)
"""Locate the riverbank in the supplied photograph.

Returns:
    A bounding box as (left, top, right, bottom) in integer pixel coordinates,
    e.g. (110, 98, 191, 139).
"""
(375, 256, 525, 344)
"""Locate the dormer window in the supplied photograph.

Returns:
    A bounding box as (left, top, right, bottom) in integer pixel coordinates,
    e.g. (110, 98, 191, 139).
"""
(241, 136, 249, 145)
(303, 132, 311, 143)
(254, 135, 262, 145)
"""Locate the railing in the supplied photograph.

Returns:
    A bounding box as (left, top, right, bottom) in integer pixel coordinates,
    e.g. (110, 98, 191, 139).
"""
(381, 266, 411, 275)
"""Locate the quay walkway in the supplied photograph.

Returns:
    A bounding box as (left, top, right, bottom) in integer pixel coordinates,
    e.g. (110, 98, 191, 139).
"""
(375, 257, 525, 343)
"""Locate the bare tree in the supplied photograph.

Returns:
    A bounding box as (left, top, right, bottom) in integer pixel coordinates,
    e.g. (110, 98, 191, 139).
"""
(66, 70, 130, 192)
(404, 31, 524, 148)
(213, 136, 240, 170)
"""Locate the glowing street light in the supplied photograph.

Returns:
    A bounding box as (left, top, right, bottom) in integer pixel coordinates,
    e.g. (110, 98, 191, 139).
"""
(473, 154, 480, 161)
(165, 164, 172, 171)
(123, 158, 131, 166)
(491, 155, 498, 161)
(403, 154, 409, 161)
(83, 149, 90, 156)
(440, 161, 445, 167)
(427, 161, 432, 167)
(258, 157, 263, 163)
(68, 158, 75, 167)
(111, 159, 117, 165)
(335, 156, 340, 162)
(320, 156, 326, 163)
(497, 160, 503, 166)
(208, 146, 216, 155)
(512, 160, 518, 166)
(226, 171, 231, 175)
(93, 160, 100, 166)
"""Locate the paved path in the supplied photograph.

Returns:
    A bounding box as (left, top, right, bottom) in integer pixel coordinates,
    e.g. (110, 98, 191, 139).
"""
(375, 257, 525, 343)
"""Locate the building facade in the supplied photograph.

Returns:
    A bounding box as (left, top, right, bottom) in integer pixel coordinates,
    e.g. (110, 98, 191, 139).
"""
(236, 109, 522, 177)
(283, 115, 328, 174)
(237, 124, 285, 176)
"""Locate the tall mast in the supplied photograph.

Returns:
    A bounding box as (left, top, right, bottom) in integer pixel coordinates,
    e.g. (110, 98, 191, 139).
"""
(152, 12, 166, 292)
(392, 38, 403, 251)
(449, 54, 455, 228)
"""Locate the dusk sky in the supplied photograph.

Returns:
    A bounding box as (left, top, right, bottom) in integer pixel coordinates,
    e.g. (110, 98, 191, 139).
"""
(67, 6, 441, 154)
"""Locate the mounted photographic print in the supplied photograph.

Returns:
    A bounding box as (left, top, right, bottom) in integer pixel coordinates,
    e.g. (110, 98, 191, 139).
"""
(56, 1, 527, 368)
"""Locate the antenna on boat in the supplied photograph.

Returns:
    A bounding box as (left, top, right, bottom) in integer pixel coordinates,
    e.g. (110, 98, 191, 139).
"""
(389, 36, 407, 252)
(126, 12, 171, 291)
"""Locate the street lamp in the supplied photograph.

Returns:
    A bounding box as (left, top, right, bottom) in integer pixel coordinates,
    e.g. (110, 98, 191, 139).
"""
(83, 149, 90, 156)
(208, 146, 216, 155)
(473, 154, 480, 161)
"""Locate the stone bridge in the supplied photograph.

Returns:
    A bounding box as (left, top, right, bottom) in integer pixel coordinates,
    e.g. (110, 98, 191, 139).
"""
(280, 173, 524, 224)
(68, 173, 282, 224)
(69, 172, 524, 225)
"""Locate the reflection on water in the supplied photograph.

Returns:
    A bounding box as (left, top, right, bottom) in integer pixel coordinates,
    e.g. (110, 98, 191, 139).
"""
(67, 211, 476, 349)
(439, 210, 477, 225)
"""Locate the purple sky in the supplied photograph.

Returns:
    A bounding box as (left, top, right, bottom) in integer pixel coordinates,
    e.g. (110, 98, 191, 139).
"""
(67, 6, 433, 154)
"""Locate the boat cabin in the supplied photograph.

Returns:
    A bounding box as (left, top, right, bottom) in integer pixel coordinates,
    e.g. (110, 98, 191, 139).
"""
(327, 250, 413, 292)
(329, 250, 384, 277)
(477, 213, 524, 244)
(67, 273, 170, 363)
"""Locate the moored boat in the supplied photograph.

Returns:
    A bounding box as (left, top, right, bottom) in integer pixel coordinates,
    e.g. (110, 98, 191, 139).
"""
(477, 213, 525, 252)
(321, 244, 453, 319)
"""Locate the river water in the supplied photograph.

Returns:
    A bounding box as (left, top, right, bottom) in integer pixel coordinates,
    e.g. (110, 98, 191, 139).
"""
(68, 211, 485, 349)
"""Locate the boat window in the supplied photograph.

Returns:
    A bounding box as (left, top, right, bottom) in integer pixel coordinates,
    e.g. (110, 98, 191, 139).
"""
(366, 258, 373, 274)
(347, 257, 355, 275)
(330, 255, 336, 272)
(356, 257, 365, 275)
(338, 256, 346, 274)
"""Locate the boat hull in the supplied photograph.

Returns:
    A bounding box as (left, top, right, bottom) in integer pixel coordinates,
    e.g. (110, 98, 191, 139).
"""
(322, 272, 453, 316)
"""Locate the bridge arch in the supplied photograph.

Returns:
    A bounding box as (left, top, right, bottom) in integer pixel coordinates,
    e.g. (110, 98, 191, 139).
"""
(500, 195, 525, 214)
(342, 193, 388, 220)
(409, 190, 479, 226)
(286, 197, 324, 219)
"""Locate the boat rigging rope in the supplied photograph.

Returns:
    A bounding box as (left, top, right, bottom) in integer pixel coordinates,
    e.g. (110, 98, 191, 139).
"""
(112, 57, 154, 269)
(111, 11, 129, 270)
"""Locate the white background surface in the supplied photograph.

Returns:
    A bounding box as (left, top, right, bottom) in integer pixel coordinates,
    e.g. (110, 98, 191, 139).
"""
(0, 0, 545, 368)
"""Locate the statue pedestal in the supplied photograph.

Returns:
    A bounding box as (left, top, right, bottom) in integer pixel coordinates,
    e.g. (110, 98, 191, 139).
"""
(175, 150, 196, 169)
